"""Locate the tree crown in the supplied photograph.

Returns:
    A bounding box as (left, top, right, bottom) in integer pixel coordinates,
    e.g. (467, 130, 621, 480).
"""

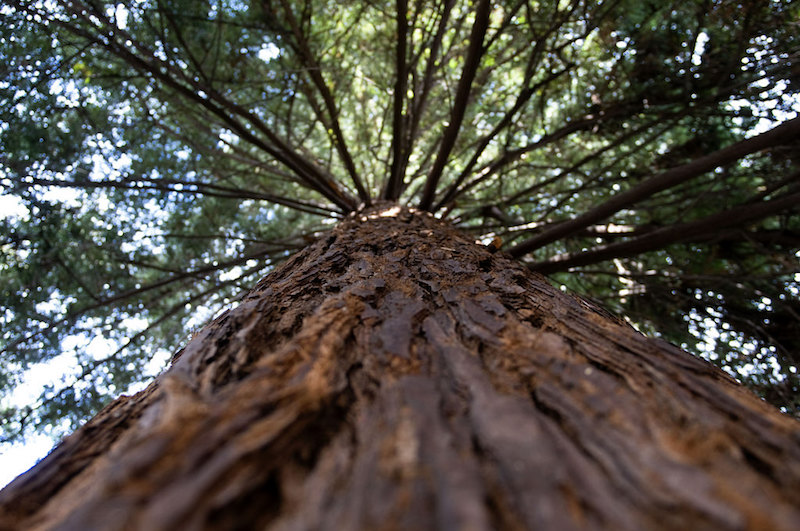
(1, 0, 799, 443)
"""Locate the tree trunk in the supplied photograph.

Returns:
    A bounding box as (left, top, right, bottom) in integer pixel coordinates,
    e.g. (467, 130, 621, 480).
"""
(2, 203, 799, 530)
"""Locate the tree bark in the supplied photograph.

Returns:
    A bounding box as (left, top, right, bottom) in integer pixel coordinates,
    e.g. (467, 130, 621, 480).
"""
(1, 204, 799, 530)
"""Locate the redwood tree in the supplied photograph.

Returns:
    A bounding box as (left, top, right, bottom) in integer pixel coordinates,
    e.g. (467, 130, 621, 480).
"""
(1, 0, 800, 526)
(2, 204, 800, 529)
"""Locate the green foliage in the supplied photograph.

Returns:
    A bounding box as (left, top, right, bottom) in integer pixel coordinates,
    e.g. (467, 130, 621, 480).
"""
(1, 0, 798, 445)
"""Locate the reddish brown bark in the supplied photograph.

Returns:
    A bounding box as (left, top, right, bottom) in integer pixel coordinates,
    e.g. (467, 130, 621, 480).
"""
(1, 204, 799, 530)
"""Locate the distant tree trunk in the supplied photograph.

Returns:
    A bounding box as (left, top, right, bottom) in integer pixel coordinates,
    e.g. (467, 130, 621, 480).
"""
(2, 203, 799, 530)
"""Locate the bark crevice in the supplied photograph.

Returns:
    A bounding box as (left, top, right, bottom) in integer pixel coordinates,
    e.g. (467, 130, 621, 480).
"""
(2, 204, 799, 530)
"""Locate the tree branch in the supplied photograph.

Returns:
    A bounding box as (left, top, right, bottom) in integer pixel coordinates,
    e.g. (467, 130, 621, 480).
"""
(383, 0, 409, 201)
(418, 0, 491, 211)
(434, 65, 573, 210)
(275, 0, 370, 204)
(508, 116, 800, 258)
(531, 188, 800, 274)
(405, 0, 456, 169)
(50, 0, 357, 212)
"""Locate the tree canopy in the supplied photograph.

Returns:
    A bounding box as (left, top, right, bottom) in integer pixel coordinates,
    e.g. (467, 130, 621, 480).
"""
(1, 0, 799, 445)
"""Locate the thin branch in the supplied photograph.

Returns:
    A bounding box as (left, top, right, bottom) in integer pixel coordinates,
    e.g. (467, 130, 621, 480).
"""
(0, 244, 278, 360)
(383, 0, 409, 201)
(418, 0, 492, 211)
(275, 0, 370, 204)
(435, 0, 622, 211)
(155, 0, 209, 85)
(434, 65, 573, 210)
(13, 173, 337, 218)
(531, 189, 800, 274)
(50, 0, 356, 211)
(405, 0, 456, 172)
(449, 114, 673, 227)
(508, 115, 800, 258)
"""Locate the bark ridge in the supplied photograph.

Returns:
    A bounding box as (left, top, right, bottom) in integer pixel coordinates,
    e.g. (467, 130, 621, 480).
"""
(1, 204, 799, 530)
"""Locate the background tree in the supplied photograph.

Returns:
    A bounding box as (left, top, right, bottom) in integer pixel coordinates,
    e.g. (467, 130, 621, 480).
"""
(1, 0, 798, 450)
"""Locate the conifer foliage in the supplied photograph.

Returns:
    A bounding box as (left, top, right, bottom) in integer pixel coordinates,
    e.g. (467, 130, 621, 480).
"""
(1, 0, 798, 443)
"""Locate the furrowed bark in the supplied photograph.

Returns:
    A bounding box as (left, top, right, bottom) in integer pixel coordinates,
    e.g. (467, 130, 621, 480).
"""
(1, 204, 799, 530)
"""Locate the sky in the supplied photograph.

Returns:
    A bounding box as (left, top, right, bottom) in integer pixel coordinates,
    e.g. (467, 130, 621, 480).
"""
(0, 196, 41, 488)
(0, 195, 72, 488)
(0, 434, 56, 488)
